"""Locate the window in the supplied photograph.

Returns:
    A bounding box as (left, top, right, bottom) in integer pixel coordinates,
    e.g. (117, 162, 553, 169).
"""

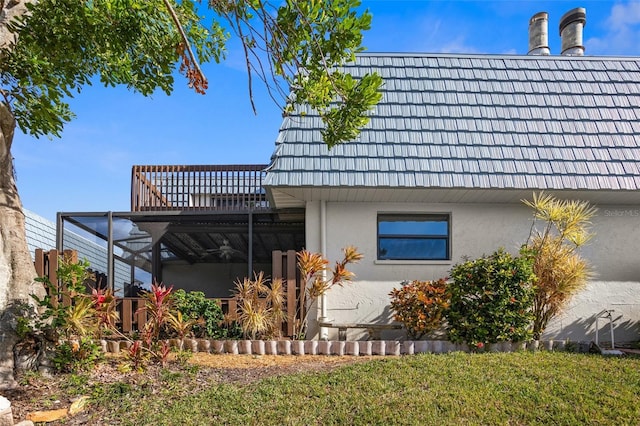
(377, 214, 450, 261)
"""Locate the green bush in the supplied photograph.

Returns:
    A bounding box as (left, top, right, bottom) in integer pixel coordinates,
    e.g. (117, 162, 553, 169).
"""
(53, 337, 103, 373)
(389, 278, 450, 340)
(447, 249, 536, 347)
(173, 290, 228, 339)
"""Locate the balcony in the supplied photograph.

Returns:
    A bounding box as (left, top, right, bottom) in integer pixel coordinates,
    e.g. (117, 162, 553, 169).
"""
(131, 165, 269, 212)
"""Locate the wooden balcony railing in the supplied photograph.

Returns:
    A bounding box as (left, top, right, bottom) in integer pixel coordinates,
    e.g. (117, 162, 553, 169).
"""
(131, 165, 269, 212)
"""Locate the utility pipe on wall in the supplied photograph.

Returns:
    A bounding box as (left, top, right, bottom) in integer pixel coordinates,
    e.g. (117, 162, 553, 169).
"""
(318, 200, 329, 340)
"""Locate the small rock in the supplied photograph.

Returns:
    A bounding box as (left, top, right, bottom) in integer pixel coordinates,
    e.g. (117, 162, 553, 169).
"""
(1, 395, 13, 426)
(0, 396, 11, 410)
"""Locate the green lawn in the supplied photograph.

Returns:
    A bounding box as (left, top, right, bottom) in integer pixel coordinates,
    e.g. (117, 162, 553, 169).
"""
(107, 352, 640, 425)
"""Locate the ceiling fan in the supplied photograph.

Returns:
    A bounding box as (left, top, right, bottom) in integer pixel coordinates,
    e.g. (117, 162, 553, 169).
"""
(205, 239, 242, 260)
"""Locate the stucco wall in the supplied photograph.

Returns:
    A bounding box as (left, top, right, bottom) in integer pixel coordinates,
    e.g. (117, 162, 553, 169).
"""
(306, 201, 640, 343)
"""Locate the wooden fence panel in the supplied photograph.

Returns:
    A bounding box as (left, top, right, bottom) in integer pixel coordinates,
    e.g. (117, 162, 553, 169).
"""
(34, 249, 45, 279)
(135, 301, 147, 330)
(121, 298, 133, 333)
(49, 250, 60, 307)
(286, 250, 297, 337)
(33, 248, 304, 338)
(34, 249, 78, 308)
(61, 250, 77, 307)
(271, 250, 303, 337)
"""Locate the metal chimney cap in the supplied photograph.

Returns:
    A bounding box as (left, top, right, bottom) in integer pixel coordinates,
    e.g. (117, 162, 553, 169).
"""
(530, 11, 549, 25)
(559, 7, 586, 35)
(528, 11, 550, 56)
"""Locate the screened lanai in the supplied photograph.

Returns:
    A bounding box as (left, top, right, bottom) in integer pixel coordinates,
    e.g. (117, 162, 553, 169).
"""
(56, 165, 305, 299)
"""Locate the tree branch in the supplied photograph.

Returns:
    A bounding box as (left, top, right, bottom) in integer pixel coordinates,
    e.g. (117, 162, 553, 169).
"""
(161, 0, 207, 89)
(234, 11, 256, 114)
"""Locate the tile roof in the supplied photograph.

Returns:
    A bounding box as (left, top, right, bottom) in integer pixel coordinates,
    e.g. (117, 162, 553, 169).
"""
(264, 53, 640, 193)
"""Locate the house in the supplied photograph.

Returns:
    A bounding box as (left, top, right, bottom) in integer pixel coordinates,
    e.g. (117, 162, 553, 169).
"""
(59, 9, 640, 343)
(263, 9, 640, 342)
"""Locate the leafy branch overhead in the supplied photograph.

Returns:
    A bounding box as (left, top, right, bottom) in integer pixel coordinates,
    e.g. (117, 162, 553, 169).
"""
(0, 0, 381, 147)
(1, 0, 226, 138)
(213, 0, 383, 147)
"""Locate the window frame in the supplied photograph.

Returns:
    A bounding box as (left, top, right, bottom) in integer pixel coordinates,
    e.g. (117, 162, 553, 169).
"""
(377, 213, 451, 261)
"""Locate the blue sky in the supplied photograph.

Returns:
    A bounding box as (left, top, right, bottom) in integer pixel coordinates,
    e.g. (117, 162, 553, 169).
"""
(13, 1, 640, 222)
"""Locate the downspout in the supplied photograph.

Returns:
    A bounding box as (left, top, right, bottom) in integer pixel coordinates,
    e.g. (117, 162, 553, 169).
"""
(318, 200, 329, 340)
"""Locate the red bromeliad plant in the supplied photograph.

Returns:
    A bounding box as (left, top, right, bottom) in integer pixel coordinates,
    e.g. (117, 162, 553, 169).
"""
(30, 255, 199, 371)
(91, 287, 118, 336)
(125, 340, 148, 372)
(138, 281, 175, 342)
(389, 278, 450, 340)
(132, 281, 183, 365)
(295, 246, 363, 338)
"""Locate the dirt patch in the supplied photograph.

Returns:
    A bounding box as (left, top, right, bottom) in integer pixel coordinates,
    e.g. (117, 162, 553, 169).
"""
(4, 353, 376, 425)
(189, 353, 376, 385)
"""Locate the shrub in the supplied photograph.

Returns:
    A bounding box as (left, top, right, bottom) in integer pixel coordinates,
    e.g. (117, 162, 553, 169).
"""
(138, 281, 175, 343)
(173, 290, 227, 338)
(389, 278, 450, 340)
(522, 192, 596, 339)
(33, 256, 98, 341)
(296, 246, 363, 338)
(447, 248, 536, 347)
(233, 272, 285, 340)
(53, 337, 103, 373)
(30, 255, 109, 372)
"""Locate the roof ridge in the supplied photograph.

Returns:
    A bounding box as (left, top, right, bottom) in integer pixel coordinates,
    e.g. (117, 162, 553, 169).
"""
(355, 52, 640, 61)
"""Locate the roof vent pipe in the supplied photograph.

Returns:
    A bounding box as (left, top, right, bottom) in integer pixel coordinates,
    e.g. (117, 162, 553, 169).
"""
(559, 7, 587, 56)
(528, 12, 550, 55)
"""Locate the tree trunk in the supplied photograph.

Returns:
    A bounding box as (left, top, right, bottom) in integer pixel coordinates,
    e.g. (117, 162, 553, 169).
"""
(1, 0, 43, 389)
(0, 102, 45, 390)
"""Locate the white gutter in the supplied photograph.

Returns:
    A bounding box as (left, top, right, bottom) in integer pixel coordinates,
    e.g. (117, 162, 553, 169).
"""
(318, 200, 329, 340)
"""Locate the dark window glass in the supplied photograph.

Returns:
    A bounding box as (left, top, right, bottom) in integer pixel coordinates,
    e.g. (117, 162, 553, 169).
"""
(378, 214, 450, 260)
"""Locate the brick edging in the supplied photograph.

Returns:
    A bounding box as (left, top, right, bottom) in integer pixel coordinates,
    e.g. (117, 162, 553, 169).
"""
(98, 338, 586, 356)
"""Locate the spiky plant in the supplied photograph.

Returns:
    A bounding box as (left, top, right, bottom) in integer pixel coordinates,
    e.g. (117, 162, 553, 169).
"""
(63, 295, 98, 339)
(265, 278, 286, 336)
(522, 192, 597, 339)
(237, 299, 270, 340)
(91, 286, 119, 336)
(166, 311, 197, 339)
(296, 246, 363, 338)
(232, 272, 285, 340)
(138, 281, 175, 342)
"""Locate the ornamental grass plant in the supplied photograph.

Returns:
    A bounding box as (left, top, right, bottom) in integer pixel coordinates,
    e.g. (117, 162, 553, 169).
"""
(522, 192, 597, 339)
